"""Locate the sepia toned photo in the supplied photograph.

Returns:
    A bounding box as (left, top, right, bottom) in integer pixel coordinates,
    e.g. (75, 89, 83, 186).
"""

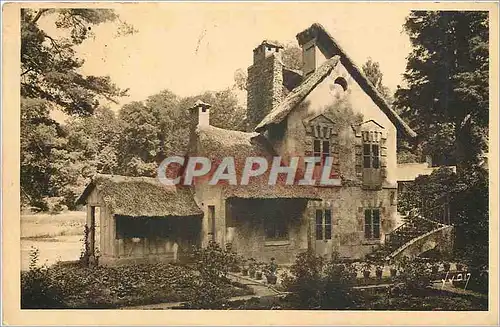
(2, 1, 499, 325)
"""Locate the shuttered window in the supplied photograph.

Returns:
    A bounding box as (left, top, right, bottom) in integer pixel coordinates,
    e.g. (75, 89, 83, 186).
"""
(364, 208, 381, 239)
(363, 143, 380, 168)
(315, 209, 333, 240)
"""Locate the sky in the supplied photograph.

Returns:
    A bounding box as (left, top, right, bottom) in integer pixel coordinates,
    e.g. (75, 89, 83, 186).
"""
(42, 3, 414, 112)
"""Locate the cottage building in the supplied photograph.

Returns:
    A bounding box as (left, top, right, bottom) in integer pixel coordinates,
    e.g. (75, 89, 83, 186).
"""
(78, 23, 453, 266)
(76, 174, 202, 265)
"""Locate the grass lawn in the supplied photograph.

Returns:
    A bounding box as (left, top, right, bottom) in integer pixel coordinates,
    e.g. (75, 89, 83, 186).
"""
(21, 211, 86, 240)
(21, 262, 253, 309)
(21, 211, 87, 270)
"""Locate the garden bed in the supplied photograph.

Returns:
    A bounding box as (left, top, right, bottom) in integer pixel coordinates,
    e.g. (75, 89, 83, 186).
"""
(21, 262, 253, 309)
(222, 287, 488, 310)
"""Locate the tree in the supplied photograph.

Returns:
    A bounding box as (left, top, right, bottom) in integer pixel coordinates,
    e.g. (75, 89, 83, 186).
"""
(281, 42, 303, 71)
(21, 9, 133, 115)
(394, 11, 488, 168)
(114, 88, 247, 177)
(20, 8, 134, 209)
(362, 58, 393, 103)
(361, 58, 421, 163)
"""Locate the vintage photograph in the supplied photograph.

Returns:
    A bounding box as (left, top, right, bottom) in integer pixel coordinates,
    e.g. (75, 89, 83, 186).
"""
(6, 1, 496, 317)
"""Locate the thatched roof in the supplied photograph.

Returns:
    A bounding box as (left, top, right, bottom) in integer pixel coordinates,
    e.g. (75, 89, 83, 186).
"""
(295, 23, 417, 139)
(76, 174, 203, 218)
(191, 125, 320, 200)
(255, 56, 341, 133)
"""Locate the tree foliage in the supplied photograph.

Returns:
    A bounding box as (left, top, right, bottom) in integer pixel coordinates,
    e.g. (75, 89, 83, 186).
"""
(20, 8, 134, 210)
(398, 166, 488, 268)
(21, 8, 132, 115)
(362, 58, 393, 103)
(395, 11, 489, 167)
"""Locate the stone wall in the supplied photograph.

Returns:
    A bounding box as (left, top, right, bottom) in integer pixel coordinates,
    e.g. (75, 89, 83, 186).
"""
(312, 187, 398, 260)
(225, 198, 309, 264)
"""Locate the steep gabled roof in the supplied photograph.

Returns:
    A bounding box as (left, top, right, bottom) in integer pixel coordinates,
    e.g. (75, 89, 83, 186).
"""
(76, 174, 203, 218)
(255, 56, 341, 133)
(296, 23, 417, 139)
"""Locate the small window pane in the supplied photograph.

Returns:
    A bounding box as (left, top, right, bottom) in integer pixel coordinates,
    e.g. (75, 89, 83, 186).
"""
(372, 157, 380, 168)
(325, 224, 332, 240)
(322, 141, 330, 154)
(324, 209, 332, 225)
(372, 144, 379, 156)
(364, 224, 372, 239)
(373, 209, 380, 224)
(363, 144, 371, 155)
(314, 140, 321, 152)
(373, 224, 380, 239)
(364, 209, 372, 239)
(364, 156, 371, 168)
(316, 210, 323, 225)
(315, 210, 323, 240)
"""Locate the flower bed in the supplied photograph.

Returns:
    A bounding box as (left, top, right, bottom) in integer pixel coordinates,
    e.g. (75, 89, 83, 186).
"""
(21, 261, 252, 309)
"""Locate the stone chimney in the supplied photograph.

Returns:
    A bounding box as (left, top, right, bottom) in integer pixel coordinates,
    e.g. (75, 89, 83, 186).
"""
(246, 40, 284, 131)
(188, 100, 212, 127)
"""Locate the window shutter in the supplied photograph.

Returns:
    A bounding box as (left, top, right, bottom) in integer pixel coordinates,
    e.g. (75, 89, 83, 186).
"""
(354, 126, 363, 178)
(380, 133, 388, 178)
(357, 206, 364, 231)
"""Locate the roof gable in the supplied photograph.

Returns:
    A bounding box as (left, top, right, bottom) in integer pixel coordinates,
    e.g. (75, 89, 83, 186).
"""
(255, 56, 340, 133)
(296, 23, 417, 139)
(304, 114, 335, 126)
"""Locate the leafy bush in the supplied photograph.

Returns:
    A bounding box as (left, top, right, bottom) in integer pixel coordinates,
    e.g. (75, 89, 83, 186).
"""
(184, 241, 241, 309)
(282, 250, 357, 309)
(21, 247, 66, 308)
(391, 257, 433, 296)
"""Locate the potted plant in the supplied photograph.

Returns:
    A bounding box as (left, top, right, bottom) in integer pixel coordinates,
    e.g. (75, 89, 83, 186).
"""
(265, 257, 278, 285)
(241, 259, 249, 276)
(362, 262, 372, 279)
(390, 265, 398, 278)
(248, 258, 256, 278)
(431, 262, 439, 274)
(375, 265, 383, 280)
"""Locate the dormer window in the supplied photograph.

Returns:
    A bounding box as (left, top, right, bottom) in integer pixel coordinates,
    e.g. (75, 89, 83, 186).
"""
(353, 120, 387, 189)
(313, 139, 330, 166)
(363, 142, 380, 168)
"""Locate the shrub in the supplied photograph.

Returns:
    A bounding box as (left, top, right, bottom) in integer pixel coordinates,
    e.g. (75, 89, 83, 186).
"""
(392, 257, 433, 296)
(184, 241, 240, 309)
(21, 247, 66, 308)
(282, 250, 357, 309)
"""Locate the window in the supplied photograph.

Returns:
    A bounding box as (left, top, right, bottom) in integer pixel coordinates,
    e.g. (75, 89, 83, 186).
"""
(315, 209, 332, 240)
(334, 77, 348, 91)
(313, 139, 330, 166)
(363, 143, 380, 168)
(364, 208, 381, 240)
(265, 216, 288, 240)
(116, 216, 174, 239)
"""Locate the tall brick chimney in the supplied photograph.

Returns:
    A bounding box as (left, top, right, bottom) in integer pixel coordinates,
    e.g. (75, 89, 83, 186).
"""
(246, 40, 284, 131)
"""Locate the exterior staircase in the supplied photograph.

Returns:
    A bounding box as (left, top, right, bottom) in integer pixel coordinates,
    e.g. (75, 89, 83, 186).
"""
(366, 209, 453, 262)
